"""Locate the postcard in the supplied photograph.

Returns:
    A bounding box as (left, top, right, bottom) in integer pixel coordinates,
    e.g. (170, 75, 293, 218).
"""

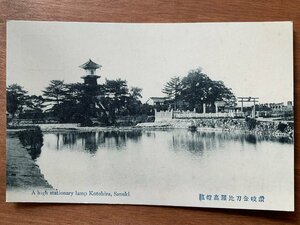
(6, 21, 294, 211)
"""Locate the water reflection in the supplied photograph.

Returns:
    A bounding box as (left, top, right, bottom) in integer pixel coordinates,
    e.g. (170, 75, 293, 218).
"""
(171, 131, 205, 156)
(48, 129, 293, 157)
(81, 132, 97, 154)
(21, 128, 293, 161)
(278, 136, 293, 144)
(18, 128, 43, 160)
(37, 128, 294, 198)
(169, 131, 292, 156)
(54, 130, 143, 154)
(245, 134, 257, 144)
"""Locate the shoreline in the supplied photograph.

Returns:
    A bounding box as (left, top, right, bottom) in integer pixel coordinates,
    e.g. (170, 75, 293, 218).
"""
(136, 120, 294, 139)
(6, 132, 53, 190)
(7, 117, 294, 139)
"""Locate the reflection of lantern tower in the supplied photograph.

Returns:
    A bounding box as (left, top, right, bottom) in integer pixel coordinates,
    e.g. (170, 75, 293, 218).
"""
(79, 59, 101, 85)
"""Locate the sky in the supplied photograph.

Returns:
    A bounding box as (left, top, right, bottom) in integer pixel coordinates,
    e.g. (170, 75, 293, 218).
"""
(7, 21, 293, 105)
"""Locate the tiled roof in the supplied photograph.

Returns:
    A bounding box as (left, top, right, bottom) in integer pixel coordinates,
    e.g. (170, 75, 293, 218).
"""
(79, 59, 101, 69)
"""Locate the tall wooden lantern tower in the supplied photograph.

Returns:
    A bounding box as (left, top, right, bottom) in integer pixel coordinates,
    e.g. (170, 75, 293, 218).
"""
(79, 59, 101, 85)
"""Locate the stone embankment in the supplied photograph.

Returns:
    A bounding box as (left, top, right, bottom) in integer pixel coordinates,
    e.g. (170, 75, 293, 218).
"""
(136, 118, 294, 138)
(6, 130, 52, 190)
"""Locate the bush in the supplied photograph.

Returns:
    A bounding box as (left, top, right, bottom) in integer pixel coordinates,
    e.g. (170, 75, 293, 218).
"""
(277, 123, 288, 132)
(245, 117, 257, 130)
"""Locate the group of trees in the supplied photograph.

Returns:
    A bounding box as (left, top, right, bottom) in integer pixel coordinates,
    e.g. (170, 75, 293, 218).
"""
(7, 79, 150, 126)
(162, 68, 236, 113)
(7, 67, 237, 126)
(7, 84, 45, 122)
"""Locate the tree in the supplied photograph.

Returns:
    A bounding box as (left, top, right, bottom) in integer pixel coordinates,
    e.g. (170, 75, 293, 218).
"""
(180, 68, 213, 111)
(65, 83, 85, 104)
(42, 80, 80, 123)
(99, 80, 145, 123)
(42, 80, 68, 106)
(126, 87, 143, 115)
(162, 76, 184, 110)
(7, 84, 28, 121)
(19, 95, 46, 121)
(26, 95, 45, 111)
(103, 79, 130, 119)
(73, 83, 104, 125)
(207, 80, 236, 110)
(42, 80, 107, 125)
(162, 76, 183, 100)
(161, 68, 236, 112)
(130, 87, 142, 101)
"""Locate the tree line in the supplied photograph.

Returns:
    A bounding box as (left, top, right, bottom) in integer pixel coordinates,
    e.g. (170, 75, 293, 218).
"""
(7, 79, 152, 126)
(7, 67, 237, 126)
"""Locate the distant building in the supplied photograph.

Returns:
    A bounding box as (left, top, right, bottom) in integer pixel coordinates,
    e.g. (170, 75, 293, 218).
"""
(269, 102, 284, 110)
(146, 97, 170, 106)
(262, 101, 293, 112)
(255, 101, 293, 118)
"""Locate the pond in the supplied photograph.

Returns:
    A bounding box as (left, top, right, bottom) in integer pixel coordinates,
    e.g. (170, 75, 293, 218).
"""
(35, 129, 294, 209)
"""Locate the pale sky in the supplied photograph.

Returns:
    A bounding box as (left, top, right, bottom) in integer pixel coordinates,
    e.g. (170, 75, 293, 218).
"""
(7, 21, 293, 105)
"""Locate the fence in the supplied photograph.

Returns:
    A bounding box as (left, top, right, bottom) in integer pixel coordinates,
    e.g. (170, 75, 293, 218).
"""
(174, 111, 241, 118)
(154, 110, 174, 122)
(155, 110, 244, 122)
